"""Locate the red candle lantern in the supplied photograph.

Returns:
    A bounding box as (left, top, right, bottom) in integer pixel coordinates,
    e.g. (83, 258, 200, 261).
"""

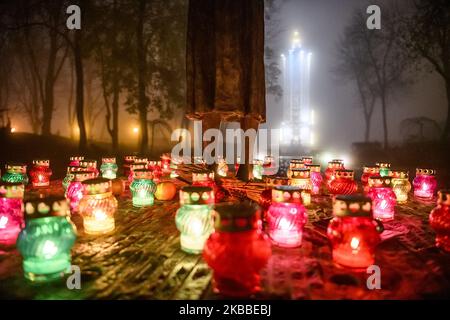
(192, 170, 224, 202)
(367, 175, 396, 221)
(123, 155, 136, 177)
(29, 159, 52, 188)
(328, 195, 383, 269)
(287, 159, 304, 178)
(301, 156, 313, 165)
(0, 182, 24, 246)
(65, 171, 96, 212)
(429, 190, 450, 252)
(69, 156, 84, 167)
(361, 165, 380, 193)
(79, 159, 99, 177)
(161, 153, 172, 174)
(306, 164, 322, 195)
(325, 160, 345, 185)
(147, 160, 162, 182)
(328, 170, 358, 196)
(203, 202, 271, 297)
(413, 168, 437, 201)
(266, 186, 307, 248)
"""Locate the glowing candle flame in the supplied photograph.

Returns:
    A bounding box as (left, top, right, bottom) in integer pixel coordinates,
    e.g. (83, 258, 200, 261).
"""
(190, 219, 203, 236)
(93, 209, 107, 221)
(279, 217, 291, 230)
(0, 216, 8, 229)
(42, 240, 58, 259)
(350, 237, 360, 251)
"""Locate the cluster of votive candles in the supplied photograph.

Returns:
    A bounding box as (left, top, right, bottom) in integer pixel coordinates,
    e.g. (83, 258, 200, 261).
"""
(0, 154, 449, 298)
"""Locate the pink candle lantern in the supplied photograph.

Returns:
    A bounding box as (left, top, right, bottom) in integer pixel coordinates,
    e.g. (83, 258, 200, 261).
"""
(203, 202, 271, 297)
(328, 170, 358, 196)
(263, 155, 277, 176)
(367, 175, 396, 221)
(128, 162, 148, 185)
(305, 164, 322, 195)
(69, 156, 84, 167)
(161, 153, 172, 174)
(65, 171, 96, 213)
(325, 161, 345, 186)
(413, 168, 437, 201)
(287, 159, 304, 178)
(29, 159, 52, 188)
(361, 165, 380, 193)
(429, 190, 450, 252)
(267, 186, 307, 248)
(123, 155, 137, 177)
(79, 159, 99, 178)
(389, 170, 411, 204)
(0, 182, 24, 246)
(328, 195, 383, 269)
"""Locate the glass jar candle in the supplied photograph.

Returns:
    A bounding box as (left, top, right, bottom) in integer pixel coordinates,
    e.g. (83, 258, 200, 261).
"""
(17, 196, 77, 282)
(263, 155, 277, 176)
(429, 190, 450, 252)
(65, 171, 96, 212)
(29, 159, 52, 188)
(100, 157, 118, 179)
(390, 170, 411, 204)
(128, 162, 148, 184)
(2, 163, 28, 184)
(79, 159, 99, 178)
(327, 195, 383, 269)
(161, 153, 172, 174)
(289, 168, 312, 205)
(367, 175, 396, 221)
(217, 158, 229, 177)
(328, 170, 358, 195)
(78, 178, 117, 235)
(130, 169, 156, 207)
(175, 186, 214, 254)
(123, 155, 137, 177)
(252, 159, 263, 180)
(267, 186, 307, 248)
(361, 165, 380, 193)
(0, 182, 24, 246)
(203, 202, 271, 297)
(259, 176, 290, 212)
(148, 160, 162, 182)
(413, 168, 437, 201)
(62, 166, 84, 190)
(69, 156, 84, 166)
(301, 156, 313, 165)
(324, 161, 344, 185)
(376, 162, 391, 177)
(192, 170, 215, 186)
(287, 159, 304, 178)
(306, 164, 322, 195)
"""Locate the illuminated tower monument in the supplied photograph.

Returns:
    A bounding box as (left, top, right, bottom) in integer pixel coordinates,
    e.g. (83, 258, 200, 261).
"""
(280, 31, 314, 150)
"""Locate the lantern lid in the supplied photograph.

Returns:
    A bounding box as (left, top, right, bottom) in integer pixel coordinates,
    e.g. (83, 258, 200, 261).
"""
(331, 159, 344, 164)
(134, 157, 148, 163)
(192, 170, 214, 181)
(148, 160, 161, 166)
(389, 170, 409, 179)
(327, 161, 343, 168)
(335, 169, 354, 179)
(24, 196, 70, 219)
(0, 182, 24, 198)
(80, 159, 97, 168)
(290, 158, 303, 164)
(376, 162, 391, 168)
(213, 202, 260, 232)
(290, 168, 310, 179)
(102, 157, 116, 164)
(82, 178, 112, 195)
(253, 159, 263, 165)
(130, 162, 147, 170)
(32, 159, 50, 166)
(264, 176, 289, 186)
(73, 170, 96, 181)
(368, 175, 392, 188)
(333, 195, 373, 217)
(363, 165, 380, 173)
(179, 186, 214, 205)
(6, 163, 27, 171)
(272, 185, 303, 204)
(416, 168, 436, 176)
(437, 190, 450, 206)
(67, 166, 84, 173)
(70, 156, 85, 161)
(124, 155, 137, 162)
(305, 164, 321, 172)
(132, 169, 153, 180)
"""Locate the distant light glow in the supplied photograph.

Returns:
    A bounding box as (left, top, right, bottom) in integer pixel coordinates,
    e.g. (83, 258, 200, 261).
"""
(10, 127, 16, 133)
(133, 127, 139, 134)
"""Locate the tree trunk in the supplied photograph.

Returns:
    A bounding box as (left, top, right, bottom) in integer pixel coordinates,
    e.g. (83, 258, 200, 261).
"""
(137, 0, 148, 154)
(41, 29, 57, 136)
(236, 116, 260, 182)
(381, 92, 389, 149)
(74, 29, 87, 152)
(442, 80, 450, 142)
(111, 80, 119, 151)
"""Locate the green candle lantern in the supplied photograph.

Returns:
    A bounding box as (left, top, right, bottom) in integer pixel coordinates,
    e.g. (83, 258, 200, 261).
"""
(175, 186, 214, 254)
(376, 162, 391, 177)
(2, 163, 28, 184)
(100, 157, 118, 179)
(17, 196, 77, 282)
(130, 169, 156, 207)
